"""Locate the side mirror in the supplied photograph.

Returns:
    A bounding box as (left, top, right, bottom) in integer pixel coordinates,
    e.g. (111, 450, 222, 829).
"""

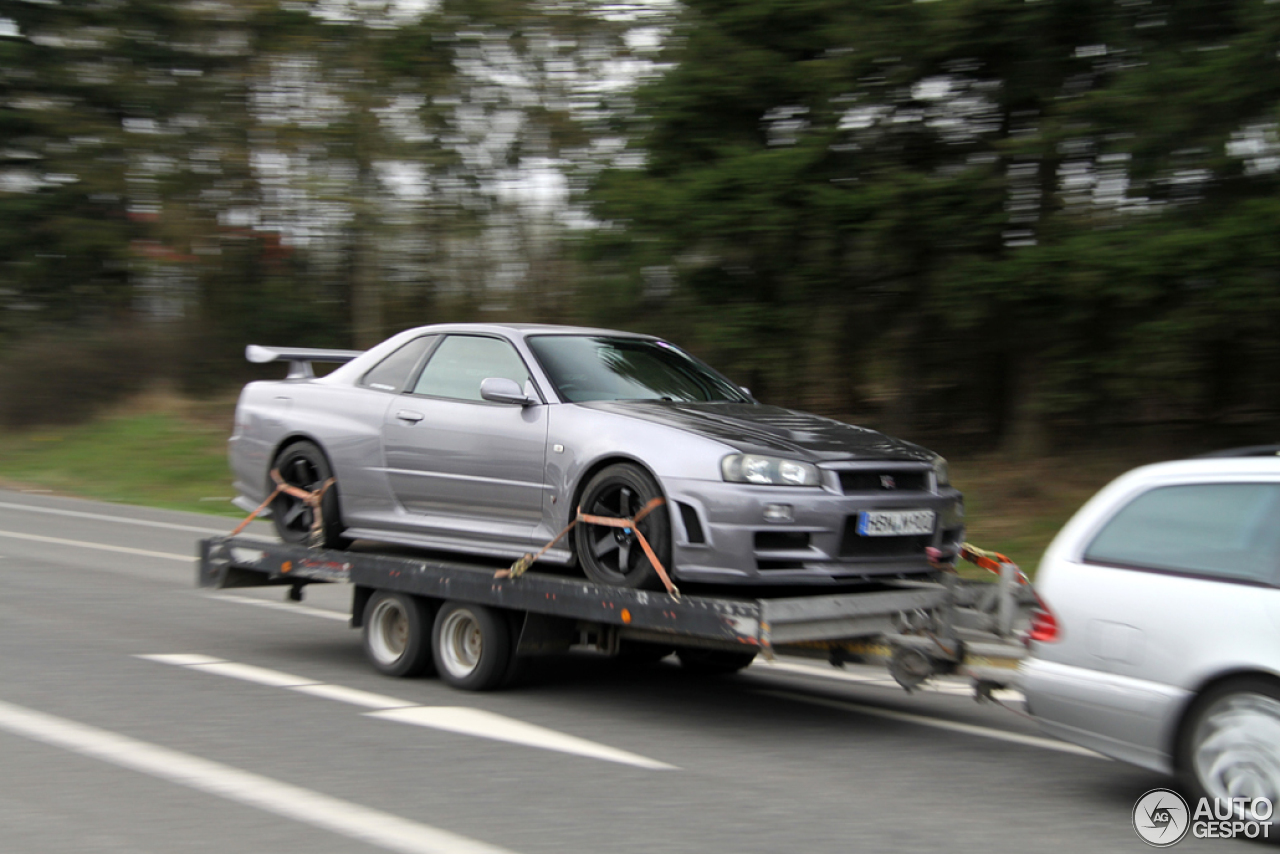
(480, 377, 534, 406)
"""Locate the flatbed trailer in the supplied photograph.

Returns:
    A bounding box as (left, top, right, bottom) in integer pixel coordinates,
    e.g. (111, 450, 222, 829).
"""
(197, 536, 1038, 693)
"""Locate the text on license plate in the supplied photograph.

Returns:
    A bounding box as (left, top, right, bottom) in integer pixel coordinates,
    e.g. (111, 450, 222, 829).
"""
(857, 509, 936, 537)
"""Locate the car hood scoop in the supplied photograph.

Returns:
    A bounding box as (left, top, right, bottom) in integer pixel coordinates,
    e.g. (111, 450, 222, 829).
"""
(578, 401, 934, 463)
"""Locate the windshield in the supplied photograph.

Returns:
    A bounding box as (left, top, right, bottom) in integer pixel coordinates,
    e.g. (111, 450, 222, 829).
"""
(527, 336, 751, 404)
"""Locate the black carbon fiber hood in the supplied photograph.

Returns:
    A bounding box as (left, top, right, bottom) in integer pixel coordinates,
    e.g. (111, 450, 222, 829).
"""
(579, 401, 937, 463)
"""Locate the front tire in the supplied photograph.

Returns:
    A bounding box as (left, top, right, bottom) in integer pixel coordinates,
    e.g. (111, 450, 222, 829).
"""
(270, 440, 348, 549)
(362, 591, 435, 677)
(432, 602, 513, 691)
(575, 463, 671, 590)
(1181, 678, 1280, 812)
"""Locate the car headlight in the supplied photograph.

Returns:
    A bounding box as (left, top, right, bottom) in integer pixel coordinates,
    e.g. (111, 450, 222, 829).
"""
(933, 457, 950, 488)
(721, 454, 820, 487)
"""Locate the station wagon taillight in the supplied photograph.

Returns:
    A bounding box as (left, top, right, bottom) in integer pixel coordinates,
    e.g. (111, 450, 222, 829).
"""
(1027, 603, 1060, 644)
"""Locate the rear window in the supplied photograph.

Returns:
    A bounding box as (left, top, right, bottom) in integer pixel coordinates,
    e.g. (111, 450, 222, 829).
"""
(360, 335, 437, 393)
(1083, 483, 1280, 584)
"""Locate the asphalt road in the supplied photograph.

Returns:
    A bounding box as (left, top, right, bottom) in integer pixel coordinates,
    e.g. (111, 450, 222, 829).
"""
(0, 488, 1252, 853)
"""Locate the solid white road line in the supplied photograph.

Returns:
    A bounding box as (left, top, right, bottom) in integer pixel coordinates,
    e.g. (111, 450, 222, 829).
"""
(139, 654, 677, 770)
(0, 699, 520, 854)
(367, 707, 677, 771)
(756, 688, 1106, 759)
(752, 659, 1026, 702)
(205, 592, 350, 621)
(0, 499, 267, 537)
(0, 530, 193, 562)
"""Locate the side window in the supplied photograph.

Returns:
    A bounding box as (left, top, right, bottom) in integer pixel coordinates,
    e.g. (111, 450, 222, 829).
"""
(411, 335, 531, 402)
(1083, 483, 1280, 584)
(359, 335, 437, 393)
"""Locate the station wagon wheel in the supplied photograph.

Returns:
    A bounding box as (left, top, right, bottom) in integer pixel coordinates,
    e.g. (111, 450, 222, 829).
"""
(269, 440, 348, 549)
(1182, 679, 1280, 813)
(362, 591, 435, 677)
(575, 463, 671, 590)
(432, 602, 513, 691)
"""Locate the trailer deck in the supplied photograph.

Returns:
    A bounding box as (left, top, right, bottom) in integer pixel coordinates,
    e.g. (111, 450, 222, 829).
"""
(198, 535, 1035, 692)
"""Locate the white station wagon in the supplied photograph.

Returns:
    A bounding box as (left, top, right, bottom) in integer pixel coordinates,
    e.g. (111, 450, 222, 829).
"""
(1021, 452, 1280, 807)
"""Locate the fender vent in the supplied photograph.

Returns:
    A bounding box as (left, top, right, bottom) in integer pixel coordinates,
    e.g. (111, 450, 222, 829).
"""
(676, 502, 706, 544)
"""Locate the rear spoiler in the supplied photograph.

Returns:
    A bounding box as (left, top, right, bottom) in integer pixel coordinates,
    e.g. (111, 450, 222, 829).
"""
(246, 345, 364, 379)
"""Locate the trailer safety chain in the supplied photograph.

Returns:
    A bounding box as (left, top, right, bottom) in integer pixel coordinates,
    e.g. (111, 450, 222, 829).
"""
(227, 469, 335, 548)
(495, 497, 680, 600)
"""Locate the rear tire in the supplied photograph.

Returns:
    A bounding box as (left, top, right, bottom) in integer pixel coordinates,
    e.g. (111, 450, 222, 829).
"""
(432, 602, 513, 691)
(270, 440, 348, 549)
(575, 463, 671, 590)
(676, 648, 757, 676)
(362, 591, 435, 677)
(1179, 678, 1280, 813)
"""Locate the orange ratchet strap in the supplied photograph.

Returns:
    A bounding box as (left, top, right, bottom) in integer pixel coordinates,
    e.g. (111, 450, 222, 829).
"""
(228, 469, 334, 546)
(496, 497, 679, 599)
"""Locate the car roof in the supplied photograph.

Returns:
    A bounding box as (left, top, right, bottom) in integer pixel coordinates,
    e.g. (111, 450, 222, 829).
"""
(401, 322, 656, 340)
(1124, 455, 1280, 483)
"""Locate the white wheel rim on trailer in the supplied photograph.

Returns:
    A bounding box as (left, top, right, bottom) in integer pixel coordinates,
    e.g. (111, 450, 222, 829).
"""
(367, 597, 409, 666)
(438, 608, 484, 679)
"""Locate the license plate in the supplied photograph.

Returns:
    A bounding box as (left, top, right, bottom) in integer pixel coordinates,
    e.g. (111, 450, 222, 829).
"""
(856, 509, 936, 537)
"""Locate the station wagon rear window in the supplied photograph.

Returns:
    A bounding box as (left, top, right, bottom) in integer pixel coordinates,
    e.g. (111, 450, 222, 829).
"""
(1083, 482, 1280, 584)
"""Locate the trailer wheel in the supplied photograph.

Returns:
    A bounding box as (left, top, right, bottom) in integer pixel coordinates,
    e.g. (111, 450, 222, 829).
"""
(433, 602, 513, 691)
(676, 648, 757, 676)
(362, 591, 435, 677)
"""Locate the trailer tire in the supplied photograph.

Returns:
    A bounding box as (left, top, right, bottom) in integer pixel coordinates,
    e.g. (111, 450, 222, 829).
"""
(676, 648, 756, 676)
(433, 602, 513, 691)
(362, 591, 435, 677)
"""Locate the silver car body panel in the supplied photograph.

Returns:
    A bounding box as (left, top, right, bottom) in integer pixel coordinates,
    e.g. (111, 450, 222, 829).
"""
(230, 323, 964, 583)
(1021, 458, 1280, 770)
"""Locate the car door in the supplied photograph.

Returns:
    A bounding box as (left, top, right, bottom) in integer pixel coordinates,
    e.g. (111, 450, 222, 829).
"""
(381, 333, 549, 545)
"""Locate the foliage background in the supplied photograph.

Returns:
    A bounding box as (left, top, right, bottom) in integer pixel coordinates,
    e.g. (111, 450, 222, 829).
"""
(3, 0, 1279, 460)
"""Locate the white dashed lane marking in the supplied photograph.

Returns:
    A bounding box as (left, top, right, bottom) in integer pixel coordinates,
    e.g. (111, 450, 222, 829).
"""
(0, 699, 521, 854)
(136, 654, 675, 770)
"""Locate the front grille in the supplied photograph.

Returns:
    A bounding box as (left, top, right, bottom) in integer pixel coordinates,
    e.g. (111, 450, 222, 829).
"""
(839, 519, 931, 559)
(838, 470, 927, 494)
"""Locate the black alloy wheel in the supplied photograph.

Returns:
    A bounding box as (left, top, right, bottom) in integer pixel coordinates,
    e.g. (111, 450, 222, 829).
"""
(269, 440, 348, 549)
(575, 463, 671, 590)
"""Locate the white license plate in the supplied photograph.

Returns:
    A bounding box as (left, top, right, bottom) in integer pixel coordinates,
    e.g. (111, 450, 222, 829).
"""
(856, 509, 936, 537)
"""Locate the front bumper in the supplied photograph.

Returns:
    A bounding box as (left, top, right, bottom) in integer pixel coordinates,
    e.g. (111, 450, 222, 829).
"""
(660, 470, 964, 585)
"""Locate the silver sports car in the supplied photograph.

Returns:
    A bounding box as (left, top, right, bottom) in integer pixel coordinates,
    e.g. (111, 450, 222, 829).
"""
(229, 323, 964, 588)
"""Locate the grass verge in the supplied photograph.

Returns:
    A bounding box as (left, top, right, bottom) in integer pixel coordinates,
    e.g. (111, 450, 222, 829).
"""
(0, 392, 242, 517)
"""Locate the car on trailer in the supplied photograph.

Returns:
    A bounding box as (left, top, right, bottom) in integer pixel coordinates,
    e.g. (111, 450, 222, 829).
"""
(229, 324, 963, 590)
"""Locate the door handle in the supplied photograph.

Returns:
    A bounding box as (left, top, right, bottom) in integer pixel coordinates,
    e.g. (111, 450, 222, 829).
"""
(396, 410, 425, 423)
